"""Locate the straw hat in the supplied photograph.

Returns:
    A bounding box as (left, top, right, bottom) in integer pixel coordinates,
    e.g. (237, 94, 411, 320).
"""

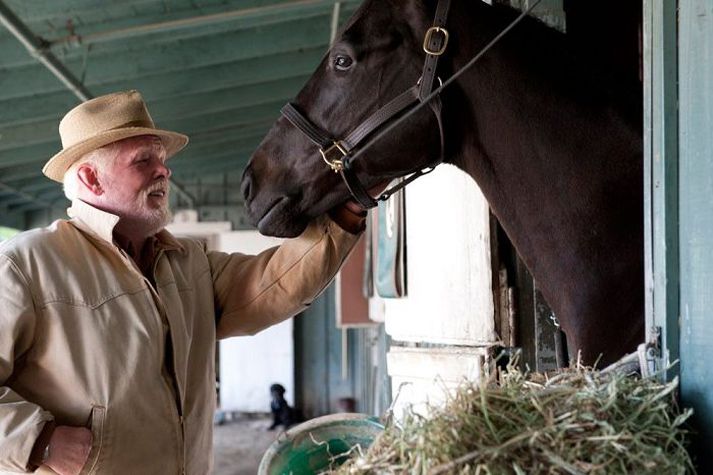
(43, 90, 189, 183)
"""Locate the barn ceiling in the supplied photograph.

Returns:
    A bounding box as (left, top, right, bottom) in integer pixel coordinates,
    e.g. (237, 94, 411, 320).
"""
(0, 0, 358, 230)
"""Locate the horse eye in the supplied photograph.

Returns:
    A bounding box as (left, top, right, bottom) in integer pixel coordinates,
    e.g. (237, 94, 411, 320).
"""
(334, 55, 353, 71)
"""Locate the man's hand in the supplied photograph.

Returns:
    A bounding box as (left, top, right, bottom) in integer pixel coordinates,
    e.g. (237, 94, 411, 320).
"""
(45, 426, 93, 475)
(328, 203, 367, 234)
(328, 181, 391, 234)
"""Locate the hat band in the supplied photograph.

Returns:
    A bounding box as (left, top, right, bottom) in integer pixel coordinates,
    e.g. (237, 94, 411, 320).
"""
(111, 119, 155, 130)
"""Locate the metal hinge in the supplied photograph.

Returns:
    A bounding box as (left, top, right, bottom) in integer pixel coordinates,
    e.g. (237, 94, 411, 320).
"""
(602, 326, 662, 377)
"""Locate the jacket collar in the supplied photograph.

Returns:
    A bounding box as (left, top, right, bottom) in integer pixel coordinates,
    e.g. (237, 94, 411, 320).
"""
(67, 199, 185, 253)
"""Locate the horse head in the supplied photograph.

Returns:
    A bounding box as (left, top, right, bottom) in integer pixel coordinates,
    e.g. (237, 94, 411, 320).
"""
(242, 0, 445, 237)
(241, 0, 646, 364)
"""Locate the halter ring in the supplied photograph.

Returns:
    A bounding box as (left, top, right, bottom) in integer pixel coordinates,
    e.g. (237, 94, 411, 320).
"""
(319, 141, 348, 172)
(416, 76, 444, 88)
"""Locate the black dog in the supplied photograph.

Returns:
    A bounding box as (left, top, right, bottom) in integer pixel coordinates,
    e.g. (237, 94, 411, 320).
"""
(268, 383, 303, 430)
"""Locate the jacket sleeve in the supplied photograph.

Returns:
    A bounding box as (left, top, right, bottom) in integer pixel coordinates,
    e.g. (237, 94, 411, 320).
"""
(210, 216, 360, 338)
(0, 254, 54, 472)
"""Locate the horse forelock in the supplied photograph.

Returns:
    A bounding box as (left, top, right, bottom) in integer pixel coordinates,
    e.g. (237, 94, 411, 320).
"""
(338, 0, 381, 37)
(339, 0, 428, 42)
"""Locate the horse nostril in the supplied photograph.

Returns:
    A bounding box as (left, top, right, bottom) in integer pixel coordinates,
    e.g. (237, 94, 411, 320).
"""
(241, 166, 254, 202)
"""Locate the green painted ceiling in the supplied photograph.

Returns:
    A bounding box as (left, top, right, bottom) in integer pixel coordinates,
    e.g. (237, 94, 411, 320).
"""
(0, 0, 358, 229)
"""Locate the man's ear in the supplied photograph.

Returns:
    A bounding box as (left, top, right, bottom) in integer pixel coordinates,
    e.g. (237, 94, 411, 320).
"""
(77, 164, 104, 196)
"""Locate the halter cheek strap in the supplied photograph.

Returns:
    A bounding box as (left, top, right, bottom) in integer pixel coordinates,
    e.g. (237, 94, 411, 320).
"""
(281, 0, 451, 209)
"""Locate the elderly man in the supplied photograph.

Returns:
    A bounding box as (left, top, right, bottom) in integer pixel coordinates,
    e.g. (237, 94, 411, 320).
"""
(0, 91, 366, 474)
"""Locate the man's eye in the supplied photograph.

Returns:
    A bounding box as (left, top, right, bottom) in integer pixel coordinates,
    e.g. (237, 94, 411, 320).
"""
(334, 55, 353, 71)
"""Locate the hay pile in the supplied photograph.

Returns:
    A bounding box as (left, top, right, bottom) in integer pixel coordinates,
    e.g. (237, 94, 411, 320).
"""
(332, 364, 693, 474)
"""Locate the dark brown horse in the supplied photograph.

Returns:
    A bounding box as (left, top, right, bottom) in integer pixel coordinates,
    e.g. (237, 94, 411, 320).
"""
(241, 0, 643, 366)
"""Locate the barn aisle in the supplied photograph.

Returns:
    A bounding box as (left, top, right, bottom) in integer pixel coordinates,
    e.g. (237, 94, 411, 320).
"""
(212, 415, 277, 475)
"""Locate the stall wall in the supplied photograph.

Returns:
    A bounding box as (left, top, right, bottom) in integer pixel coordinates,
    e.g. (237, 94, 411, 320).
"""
(384, 165, 495, 345)
(383, 164, 498, 413)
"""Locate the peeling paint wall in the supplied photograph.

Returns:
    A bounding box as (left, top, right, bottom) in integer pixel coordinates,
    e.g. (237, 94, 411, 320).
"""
(383, 165, 498, 413)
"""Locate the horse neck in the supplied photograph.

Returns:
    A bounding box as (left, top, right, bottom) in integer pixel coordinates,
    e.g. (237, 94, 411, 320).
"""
(438, 1, 643, 331)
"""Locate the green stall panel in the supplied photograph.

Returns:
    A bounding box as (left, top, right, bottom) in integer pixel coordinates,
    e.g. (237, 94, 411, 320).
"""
(294, 284, 391, 419)
(678, 0, 713, 468)
(646, 0, 713, 468)
(643, 0, 680, 378)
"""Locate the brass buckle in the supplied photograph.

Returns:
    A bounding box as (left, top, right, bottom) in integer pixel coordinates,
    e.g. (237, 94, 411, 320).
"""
(422, 26, 449, 56)
(319, 141, 348, 172)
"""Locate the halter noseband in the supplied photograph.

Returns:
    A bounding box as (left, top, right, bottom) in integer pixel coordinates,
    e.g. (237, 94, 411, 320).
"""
(281, 0, 452, 209)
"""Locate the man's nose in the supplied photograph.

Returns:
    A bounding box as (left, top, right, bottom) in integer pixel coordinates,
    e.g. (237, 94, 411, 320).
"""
(155, 159, 171, 179)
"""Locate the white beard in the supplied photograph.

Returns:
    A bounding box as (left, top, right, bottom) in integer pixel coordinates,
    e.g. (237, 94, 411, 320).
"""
(138, 203, 172, 237)
(101, 181, 173, 239)
(128, 187, 172, 237)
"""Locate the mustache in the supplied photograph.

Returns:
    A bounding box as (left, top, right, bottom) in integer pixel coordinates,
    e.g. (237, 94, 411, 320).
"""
(145, 181, 169, 194)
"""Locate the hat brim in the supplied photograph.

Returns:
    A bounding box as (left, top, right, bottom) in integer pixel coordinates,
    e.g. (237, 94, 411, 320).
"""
(43, 127, 189, 183)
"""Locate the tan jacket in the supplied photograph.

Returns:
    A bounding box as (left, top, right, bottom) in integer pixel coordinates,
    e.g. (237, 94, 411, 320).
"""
(0, 199, 358, 474)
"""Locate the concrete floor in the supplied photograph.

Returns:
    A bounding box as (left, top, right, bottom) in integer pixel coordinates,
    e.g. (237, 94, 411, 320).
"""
(212, 415, 280, 475)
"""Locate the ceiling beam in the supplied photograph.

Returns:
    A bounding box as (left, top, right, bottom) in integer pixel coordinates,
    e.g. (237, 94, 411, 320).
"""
(0, 0, 163, 25)
(1, 0, 345, 71)
(330, 2, 342, 44)
(188, 120, 275, 142)
(49, 0, 357, 49)
(0, 179, 53, 208)
(0, 16, 330, 101)
(0, 143, 56, 169)
(172, 151, 255, 177)
(179, 142, 263, 165)
(0, 102, 283, 169)
(0, 77, 304, 152)
(148, 78, 305, 126)
(0, 162, 46, 183)
(141, 101, 284, 138)
(0, 47, 323, 127)
(0, 1, 91, 100)
(173, 154, 253, 175)
(180, 132, 270, 158)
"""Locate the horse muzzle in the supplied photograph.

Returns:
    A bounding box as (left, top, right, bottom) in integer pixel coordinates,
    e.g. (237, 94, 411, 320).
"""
(241, 166, 308, 237)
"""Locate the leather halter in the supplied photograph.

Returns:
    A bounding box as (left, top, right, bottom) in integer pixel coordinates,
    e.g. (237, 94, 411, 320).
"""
(281, 0, 452, 209)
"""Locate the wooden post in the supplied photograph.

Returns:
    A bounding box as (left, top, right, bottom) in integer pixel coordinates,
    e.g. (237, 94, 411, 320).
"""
(643, 0, 679, 378)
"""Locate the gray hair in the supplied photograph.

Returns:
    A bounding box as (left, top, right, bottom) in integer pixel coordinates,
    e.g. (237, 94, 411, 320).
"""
(62, 141, 121, 201)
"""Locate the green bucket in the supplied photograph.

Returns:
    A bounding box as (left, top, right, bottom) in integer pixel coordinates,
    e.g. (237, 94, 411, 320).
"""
(258, 413, 384, 475)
